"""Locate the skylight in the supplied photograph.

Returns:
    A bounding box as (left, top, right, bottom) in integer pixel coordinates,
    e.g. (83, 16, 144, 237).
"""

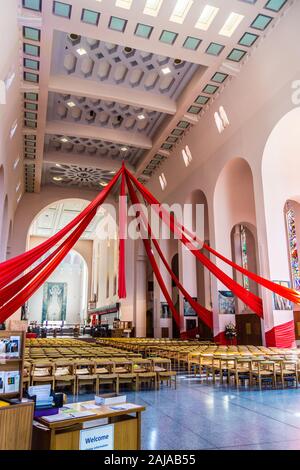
(219, 12, 244, 37)
(195, 5, 219, 31)
(170, 0, 193, 24)
(116, 0, 133, 9)
(144, 0, 163, 17)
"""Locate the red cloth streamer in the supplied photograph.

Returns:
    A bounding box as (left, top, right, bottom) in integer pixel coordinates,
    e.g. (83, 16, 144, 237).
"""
(125, 173, 180, 327)
(265, 320, 295, 348)
(0, 209, 97, 322)
(0, 168, 123, 289)
(125, 168, 263, 317)
(126, 175, 212, 329)
(118, 165, 127, 299)
(125, 169, 300, 307)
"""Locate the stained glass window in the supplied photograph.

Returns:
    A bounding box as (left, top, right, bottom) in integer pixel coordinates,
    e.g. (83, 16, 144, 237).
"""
(286, 208, 300, 290)
(240, 225, 250, 291)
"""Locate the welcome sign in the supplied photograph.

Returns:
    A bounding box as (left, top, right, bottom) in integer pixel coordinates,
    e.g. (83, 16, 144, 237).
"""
(80, 425, 114, 451)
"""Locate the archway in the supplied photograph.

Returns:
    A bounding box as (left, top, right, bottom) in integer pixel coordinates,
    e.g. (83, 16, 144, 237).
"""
(0, 195, 9, 261)
(213, 157, 259, 343)
(262, 107, 300, 346)
(27, 249, 88, 326)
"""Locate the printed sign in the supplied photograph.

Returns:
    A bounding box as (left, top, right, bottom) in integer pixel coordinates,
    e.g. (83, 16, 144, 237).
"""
(80, 424, 114, 451)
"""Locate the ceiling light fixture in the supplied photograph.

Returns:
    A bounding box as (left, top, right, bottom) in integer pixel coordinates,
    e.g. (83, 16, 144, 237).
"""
(137, 114, 146, 120)
(60, 137, 68, 143)
(195, 5, 219, 31)
(116, 0, 133, 9)
(144, 0, 163, 17)
(121, 146, 128, 152)
(219, 12, 244, 37)
(76, 48, 87, 56)
(170, 0, 193, 24)
(53, 176, 63, 181)
(55, 163, 62, 167)
(67, 101, 76, 108)
(100, 182, 108, 187)
(161, 66, 171, 75)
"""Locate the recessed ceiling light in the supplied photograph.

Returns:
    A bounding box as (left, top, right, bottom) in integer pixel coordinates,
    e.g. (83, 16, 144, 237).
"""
(53, 176, 63, 181)
(67, 101, 76, 108)
(219, 12, 244, 37)
(195, 5, 219, 31)
(137, 114, 146, 120)
(161, 66, 171, 75)
(76, 48, 87, 56)
(121, 146, 128, 152)
(116, 0, 133, 9)
(144, 0, 163, 17)
(170, 0, 193, 24)
(60, 137, 68, 143)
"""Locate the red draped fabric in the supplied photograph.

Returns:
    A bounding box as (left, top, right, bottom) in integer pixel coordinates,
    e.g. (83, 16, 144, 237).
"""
(125, 168, 300, 308)
(125, 173, 180, 327)
(125, 169, 263, 317)
(118, 165, 127, 299)
(265, 321, 295, 348)
(0, 209, 97, 322)
(0, 168, 123, 290)
(126, 174, 212, 329)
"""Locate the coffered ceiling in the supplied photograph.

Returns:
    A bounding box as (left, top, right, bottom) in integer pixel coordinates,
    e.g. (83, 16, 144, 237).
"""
(19, 0, 291, 193)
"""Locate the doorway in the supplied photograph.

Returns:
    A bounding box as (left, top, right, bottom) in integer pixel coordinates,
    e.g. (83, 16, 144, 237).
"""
(236, 314, 262, 345)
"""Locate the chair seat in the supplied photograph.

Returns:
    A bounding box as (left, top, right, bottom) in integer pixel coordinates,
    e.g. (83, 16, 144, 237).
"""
(277, 369, 297, 375)
(98, 374, 117, 379)
(118, 373, 137, 379)
(55, 374, 74, 381)
(252, 370, 274, 376)
(154, 366, 166, 372)
(95, 368, 109, 374)
(115, 367, 129, 373)
(77, 374, 97, 380)
(138, 372, 156, 378)
(158, 371, 176, 377)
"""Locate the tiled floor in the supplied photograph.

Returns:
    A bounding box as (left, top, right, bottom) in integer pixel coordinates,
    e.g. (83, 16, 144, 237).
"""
(68, 376, 300, 450)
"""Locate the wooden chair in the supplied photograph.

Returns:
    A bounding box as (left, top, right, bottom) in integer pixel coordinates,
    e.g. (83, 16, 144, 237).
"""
(231, 358, 252, 387)
(276, 360, 298, 388)
(23, 361, 32, 391)
(251, 359, 276, 389)
(31, 361, 55, 388)
(133, 359, 156, 391)
(54, 361, 76, 395)
(95, 359, 119, 395)
(152, 358, 177, 389)
(74, 360, 97, 395)
(114, 359, 138, 392)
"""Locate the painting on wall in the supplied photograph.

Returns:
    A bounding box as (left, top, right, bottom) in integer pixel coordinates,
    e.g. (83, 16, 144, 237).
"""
(183, 298, 197, 317)
(42, 282, 67, 322)
(272, 281, 293, 310)
(160, 302, 171, 319)
(218, 291, 235, 315)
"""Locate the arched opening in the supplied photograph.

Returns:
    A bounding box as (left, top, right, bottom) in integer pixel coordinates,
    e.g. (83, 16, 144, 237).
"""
(0, 195, 9, 261)
(262, 107, 300, 345)
(25, 198, 102, 331)
(27, 249, 88, 326)
(214, 157, 261, 344)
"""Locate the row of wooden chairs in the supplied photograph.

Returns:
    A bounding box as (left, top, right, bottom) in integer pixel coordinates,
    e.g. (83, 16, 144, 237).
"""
(23, 357, 177, 395)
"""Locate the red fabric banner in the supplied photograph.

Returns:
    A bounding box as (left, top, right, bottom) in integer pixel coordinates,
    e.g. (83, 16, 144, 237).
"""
(125, 173, 180, 327)
(126, 169, 263, 317)
(126, 175, 212, 328)
(118, 165, 127, 299)
(126, 168, 300, 308)
(265, 321, 295, 348)
(0, 208, 97, 322)
(0, 168, 123, 289)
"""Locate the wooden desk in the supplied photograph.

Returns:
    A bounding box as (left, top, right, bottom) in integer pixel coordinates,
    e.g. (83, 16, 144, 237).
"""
(32, 401, 145, 450)
(0, 401, 34, 450)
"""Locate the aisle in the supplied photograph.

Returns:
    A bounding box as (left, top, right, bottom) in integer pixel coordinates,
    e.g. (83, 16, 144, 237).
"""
(67, 377, 300, 450)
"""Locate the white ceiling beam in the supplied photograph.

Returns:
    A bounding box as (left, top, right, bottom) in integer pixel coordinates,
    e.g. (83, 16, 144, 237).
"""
(46, 121, 152, 150)
(43, 152, 135, 172)
(48, 75, 177, 115)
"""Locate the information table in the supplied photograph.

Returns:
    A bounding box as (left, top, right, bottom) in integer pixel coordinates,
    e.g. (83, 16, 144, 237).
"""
(32, 400, 145, 450)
